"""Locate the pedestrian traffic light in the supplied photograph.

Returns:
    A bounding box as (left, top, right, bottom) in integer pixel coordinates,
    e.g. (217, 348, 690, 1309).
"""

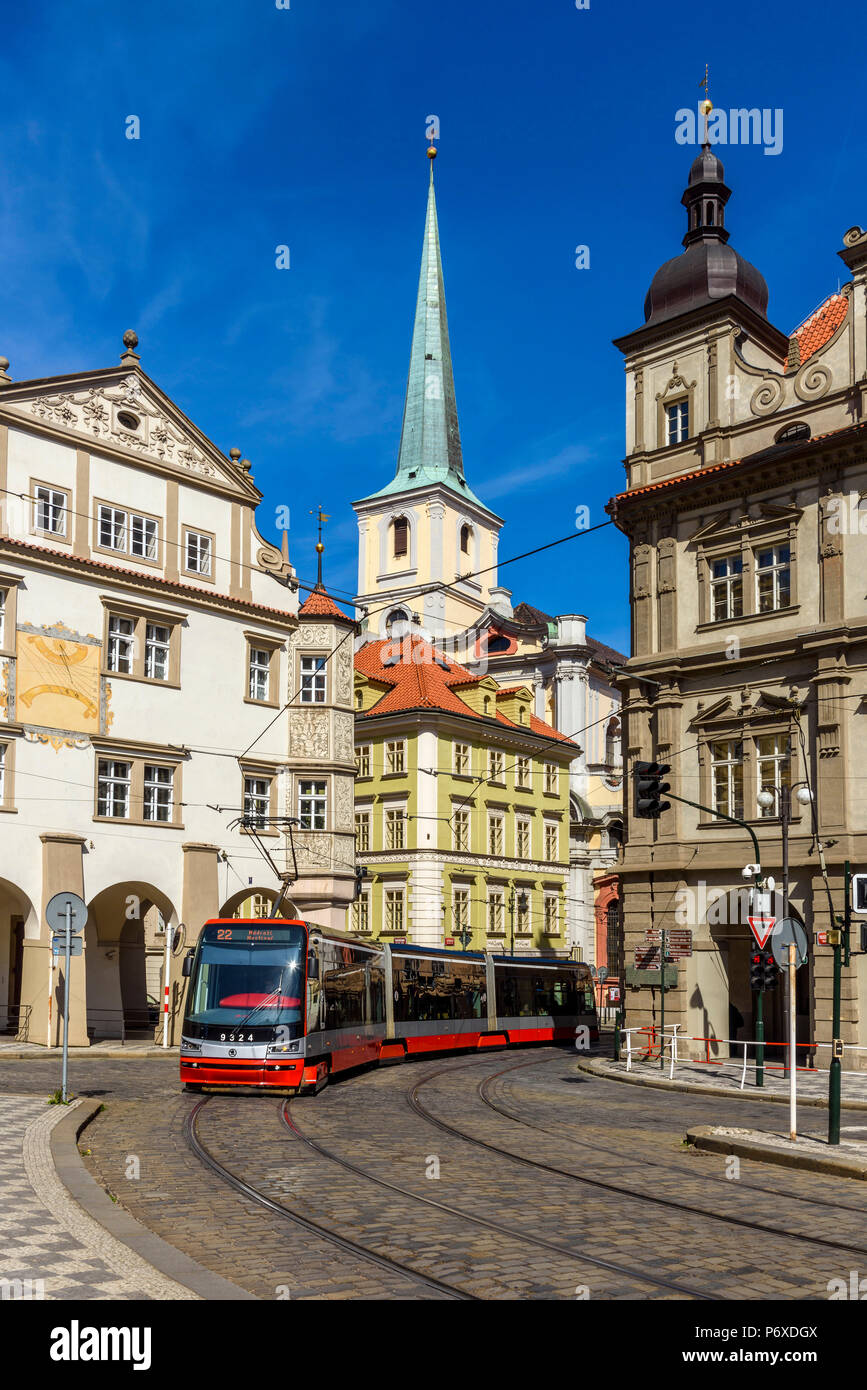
(749, 952, 764, 990)
(633, 761, 672, 819)
(761, 952, 778, 990)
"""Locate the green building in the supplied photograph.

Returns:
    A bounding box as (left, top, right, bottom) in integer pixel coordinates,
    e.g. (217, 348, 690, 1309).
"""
(350, 635, 577, 953)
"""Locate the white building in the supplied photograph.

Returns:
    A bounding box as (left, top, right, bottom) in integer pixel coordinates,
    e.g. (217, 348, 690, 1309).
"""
(0, 332, 355, 1046)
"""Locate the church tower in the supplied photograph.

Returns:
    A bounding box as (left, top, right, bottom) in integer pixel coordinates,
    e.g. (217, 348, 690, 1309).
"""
(353, 148, 505, 641)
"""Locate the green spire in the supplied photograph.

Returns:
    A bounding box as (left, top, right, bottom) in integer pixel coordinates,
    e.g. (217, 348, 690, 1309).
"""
(365, 158, 484, 507)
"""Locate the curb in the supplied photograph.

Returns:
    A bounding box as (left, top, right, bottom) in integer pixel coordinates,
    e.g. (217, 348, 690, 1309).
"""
(0, 1048, 179, 1061)
(686, 1124, 867, 1181)
(52, 1100, 257, 1301)
(574, 1057, 867, 1111)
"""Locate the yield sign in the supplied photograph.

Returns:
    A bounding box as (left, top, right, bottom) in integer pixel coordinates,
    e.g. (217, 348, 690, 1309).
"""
(748, 916, 776, 949)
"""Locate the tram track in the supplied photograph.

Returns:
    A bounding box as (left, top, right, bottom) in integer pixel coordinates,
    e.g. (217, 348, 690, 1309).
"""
(406, 1053, 867, 1259)
(481, 1056, 867, 1219)
(184, 1098, 474, 1301)
(281, 1095, 717, 1301)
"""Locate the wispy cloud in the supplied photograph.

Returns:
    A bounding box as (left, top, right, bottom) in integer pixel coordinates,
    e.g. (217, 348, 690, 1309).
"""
(478, 443, 592, 501)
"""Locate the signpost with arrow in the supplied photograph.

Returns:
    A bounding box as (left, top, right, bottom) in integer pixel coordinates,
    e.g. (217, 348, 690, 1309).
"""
(45, 891, 88, 1104)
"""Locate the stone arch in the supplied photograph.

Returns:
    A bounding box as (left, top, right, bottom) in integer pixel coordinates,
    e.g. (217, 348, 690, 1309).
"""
(217, 886, 301, 920)
(0, 878, 38, 1037)
(85, 881, 178, 1040)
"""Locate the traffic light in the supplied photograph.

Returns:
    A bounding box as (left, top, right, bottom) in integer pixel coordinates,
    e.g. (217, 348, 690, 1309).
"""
(633, 761, 672, 819)
(749, 952, 764, 991)
(761, 952, 778, 991)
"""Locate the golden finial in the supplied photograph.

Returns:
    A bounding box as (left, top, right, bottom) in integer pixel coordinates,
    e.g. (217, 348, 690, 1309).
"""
(427, 144, 437, 160)
(699, 63, 713, 120)
(309, 505, 330, 587)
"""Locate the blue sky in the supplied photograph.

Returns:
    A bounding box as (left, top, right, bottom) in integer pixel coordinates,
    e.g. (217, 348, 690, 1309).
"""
(2, 0, 864, 655)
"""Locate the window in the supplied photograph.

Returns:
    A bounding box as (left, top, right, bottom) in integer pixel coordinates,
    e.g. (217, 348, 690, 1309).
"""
(33, 484, 68, 537)
(516, 891, 531, 934)
(666, 400, 689, 445)
(103, 607, 179, 683)
(776, 422, 810, 443)
(516, 756, 530, 789)
(107, 615, 135, 674)
(248, 647, 270, 702)
(487, 889, 505, 935)
(143, 764, 173, 822)
(96, 504, 159, 561)
(544, 822, 559, 861)
(454, 742, 470, 775)
(516, 818, 531, 858)
(393, 516, 408, 559)
(544, 762, 558, 794)
(244, 775, 271, 827)
(460, 523, 471, 554)
(352, 892, 370, 934)
(355, 810, 371, 852)
(356, 745, 371, 778)
(488, 811, 504, 856)
(756, 545, 791, 613)
(489, 748, 505, 782)
(145, 624, 171, 681)
(711, 740, 743, 819)
(0, 744, 5, 802)
(300, 655, 326, 704)
(385, 807, 405, 851)
(385, 740, 406, 775)
(185, 530, 212, 577)
(757, 734, 791, 814)
(453, 808, 470, 852)
(299, 780, 327, 830)
(544, 895, 559, 935)
(710, 554, 743, 622)
(453, 889, 471, 941)
(97, 760, 131, 818)
(385, 888, 404, 934)
(606, 900, 621, 967)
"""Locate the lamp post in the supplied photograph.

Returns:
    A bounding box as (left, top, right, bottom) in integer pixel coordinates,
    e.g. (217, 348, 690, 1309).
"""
(756, 780, 813, 1088)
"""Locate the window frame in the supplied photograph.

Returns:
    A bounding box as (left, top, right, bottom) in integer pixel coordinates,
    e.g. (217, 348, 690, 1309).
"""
(515, 815, 532, 860)
(384, 738, 407, 776)
(709, 739, 744, 821)
(356, 743, 372, 779)
(383, 884, 406, 935)
(297, 650, 328, 706)
(452, 806, 471, 853)
(487, 809, 505, 856)
(100, 600, 182, 686)
(93, 498, 162, 568)
(298, 777, 328, 831)
(543, 819, 559, 862)
(0, 738, 17, 813)
(515, 755, 531, 790)
(244, 634, 282, 709)
(31, 480, 71, 545)
(182, 525, 216, 582)
(453, 741, 471, 776)
(354, 807, 372, 853)
(665, 398, 689, 446)
(488, 748, 505, 784)
(486, 887, 506, 936)
(240, 763, 279, 835)
(93, 750, 183, 827)
(755, 543, 792, 614)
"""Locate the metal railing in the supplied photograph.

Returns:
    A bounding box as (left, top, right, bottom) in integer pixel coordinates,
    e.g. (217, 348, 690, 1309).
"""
(621, 1025, 867, 1087)
(86, 1007, 159, 1044)
(0, 1004, 31, 1042)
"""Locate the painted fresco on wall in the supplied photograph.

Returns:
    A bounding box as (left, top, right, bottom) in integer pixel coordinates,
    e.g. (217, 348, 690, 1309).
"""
(16, 623, 100, 734)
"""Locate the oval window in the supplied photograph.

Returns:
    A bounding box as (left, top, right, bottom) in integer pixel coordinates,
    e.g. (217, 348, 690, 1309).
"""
(117, 411, 140, 431)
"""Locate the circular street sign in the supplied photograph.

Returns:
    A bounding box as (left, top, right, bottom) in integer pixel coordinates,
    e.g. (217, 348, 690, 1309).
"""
(45, 891, 88, 934)
(598, 966, 609, 981)
(770, 917, 808, 970)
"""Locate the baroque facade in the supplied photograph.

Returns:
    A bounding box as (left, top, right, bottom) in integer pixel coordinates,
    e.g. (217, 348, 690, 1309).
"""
(607, 139, 867, 1068)
(0, 334, 354, 1046)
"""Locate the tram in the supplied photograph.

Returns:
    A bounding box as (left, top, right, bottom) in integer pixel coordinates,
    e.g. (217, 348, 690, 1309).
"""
(179, 919, 598, 1093)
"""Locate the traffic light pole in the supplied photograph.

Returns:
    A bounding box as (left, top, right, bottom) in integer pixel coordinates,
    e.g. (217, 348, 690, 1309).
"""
(828, 860, 850, 1145)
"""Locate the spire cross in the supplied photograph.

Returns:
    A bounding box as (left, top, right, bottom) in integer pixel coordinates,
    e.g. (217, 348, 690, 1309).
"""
(309, 505, 330, 587)
(699, 63, 712, 146)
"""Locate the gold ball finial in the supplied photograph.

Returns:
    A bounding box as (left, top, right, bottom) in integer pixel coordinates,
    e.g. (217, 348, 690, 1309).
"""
(427, 144, 437, 160)
(700, 97, 713, 117)
(315, 541, 324, 554)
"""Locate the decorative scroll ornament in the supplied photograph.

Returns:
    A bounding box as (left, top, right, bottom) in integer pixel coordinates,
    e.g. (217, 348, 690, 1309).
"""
(750, 377, 785, 416)
(794, 362, 832, 402)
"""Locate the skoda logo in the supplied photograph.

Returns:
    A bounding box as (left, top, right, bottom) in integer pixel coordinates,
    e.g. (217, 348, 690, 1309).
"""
(228, 1047, 237, 1057)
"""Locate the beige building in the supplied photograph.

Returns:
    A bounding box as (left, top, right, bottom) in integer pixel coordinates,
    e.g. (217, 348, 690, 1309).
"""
(0, 333, 354, 1046)
(608, 139, 867, 1068)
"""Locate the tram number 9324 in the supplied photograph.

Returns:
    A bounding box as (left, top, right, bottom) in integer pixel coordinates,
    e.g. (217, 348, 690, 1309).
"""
(220, 1033, 255, 1043)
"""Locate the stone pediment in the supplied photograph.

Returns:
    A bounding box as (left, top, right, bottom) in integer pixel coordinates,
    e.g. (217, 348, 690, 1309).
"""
(0, 366, 258, 499)
(688, 500, 801, 545)
(691, 687, 804, 730)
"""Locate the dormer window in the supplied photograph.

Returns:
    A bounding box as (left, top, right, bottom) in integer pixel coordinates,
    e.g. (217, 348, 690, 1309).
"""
(666, 400, 689, 446)
(393, 516, 408, 559)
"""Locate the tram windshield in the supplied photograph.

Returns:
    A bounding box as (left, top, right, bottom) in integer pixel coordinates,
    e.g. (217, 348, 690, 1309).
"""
(184, 925, 305, 1035)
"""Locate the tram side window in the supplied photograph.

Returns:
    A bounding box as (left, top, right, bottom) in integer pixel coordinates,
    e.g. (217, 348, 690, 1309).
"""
(322, 964, 367, 1027)
(495, 966, 579, 1018)
(392, 956, 486, 1023)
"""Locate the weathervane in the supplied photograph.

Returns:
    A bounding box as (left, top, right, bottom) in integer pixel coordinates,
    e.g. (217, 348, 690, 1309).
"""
(699, 63, 713, 146)
(309, 504, 330, 587)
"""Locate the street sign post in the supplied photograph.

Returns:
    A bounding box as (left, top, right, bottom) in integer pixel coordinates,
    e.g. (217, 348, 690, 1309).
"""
(770, 918, 808, 1142)
(51, 936, 83, 957)
(45, 891, 88, 1103)
(748, 915, 776, 949)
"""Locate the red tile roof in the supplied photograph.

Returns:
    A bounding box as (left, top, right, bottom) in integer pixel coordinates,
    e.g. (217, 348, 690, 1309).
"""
(354, 636, 576, 745)
(298, 585, 352, 620)
(612, 419, 867, 505)
(0, 535, 297, 620)
(790, 292, 848, 364)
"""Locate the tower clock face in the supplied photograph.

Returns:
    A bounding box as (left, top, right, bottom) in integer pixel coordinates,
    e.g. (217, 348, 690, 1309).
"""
(16, 630, 100, 734)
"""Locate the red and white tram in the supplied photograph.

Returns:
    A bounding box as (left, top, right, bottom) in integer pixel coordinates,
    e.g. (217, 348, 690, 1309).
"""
(180, 920, 598, 1093)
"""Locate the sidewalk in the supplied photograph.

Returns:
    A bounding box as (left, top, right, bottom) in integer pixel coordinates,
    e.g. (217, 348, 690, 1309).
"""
(0, 1093, 253, 1301)
(578, 1052, 867, 1107)
(0, 1040, 179, 1059)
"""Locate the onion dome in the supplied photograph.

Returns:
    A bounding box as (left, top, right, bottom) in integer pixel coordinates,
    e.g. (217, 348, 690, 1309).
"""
(643, 145, 769, 327)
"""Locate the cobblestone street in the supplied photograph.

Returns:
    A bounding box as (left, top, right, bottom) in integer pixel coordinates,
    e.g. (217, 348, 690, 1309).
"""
(2, 1048, 865, 1301)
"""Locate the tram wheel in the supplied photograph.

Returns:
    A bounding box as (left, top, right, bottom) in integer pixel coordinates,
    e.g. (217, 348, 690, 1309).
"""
(183, 1083, 203, 1093)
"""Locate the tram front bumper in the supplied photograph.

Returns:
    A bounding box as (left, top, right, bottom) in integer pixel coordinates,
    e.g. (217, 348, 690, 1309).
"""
(180, 1056, 305, 1089)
